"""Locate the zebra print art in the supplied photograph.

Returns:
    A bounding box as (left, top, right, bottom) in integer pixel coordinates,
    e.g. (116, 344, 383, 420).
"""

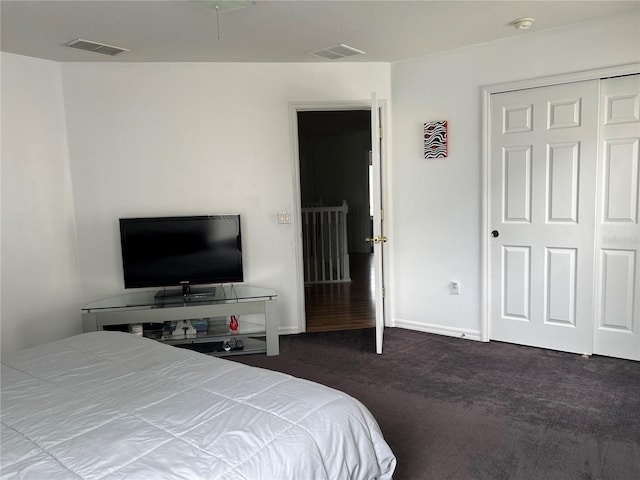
(423, 121, 448, 158)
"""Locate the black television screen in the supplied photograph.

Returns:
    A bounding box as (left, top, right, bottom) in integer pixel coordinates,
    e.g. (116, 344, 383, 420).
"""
(119, 215, 243, 292)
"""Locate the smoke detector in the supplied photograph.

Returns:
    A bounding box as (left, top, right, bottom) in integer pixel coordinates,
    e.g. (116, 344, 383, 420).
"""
(512, 17, 535, 30)
(307, 44, 365, 60)
(66, 39, 129, 56)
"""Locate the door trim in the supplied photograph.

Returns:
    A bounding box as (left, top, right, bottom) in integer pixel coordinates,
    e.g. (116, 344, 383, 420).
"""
(289, 99, 390, 335)
(481, 63, 640, 343)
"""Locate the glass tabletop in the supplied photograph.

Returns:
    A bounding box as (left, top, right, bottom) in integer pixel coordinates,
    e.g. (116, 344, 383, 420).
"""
(82, 285, 277, 311)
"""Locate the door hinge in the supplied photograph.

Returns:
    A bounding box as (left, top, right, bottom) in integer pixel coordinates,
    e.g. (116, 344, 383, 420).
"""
(379, 127, 383, 139)
(382, 286, 385, 298)
(381, 209, 384, 221)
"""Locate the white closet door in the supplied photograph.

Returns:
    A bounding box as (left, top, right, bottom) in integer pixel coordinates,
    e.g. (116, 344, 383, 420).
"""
(489, 80, 599, 355)
(593, 74, 640, 361)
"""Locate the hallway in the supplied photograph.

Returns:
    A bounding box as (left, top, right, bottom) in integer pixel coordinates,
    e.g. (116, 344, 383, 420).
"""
(304, 253, 376, 332)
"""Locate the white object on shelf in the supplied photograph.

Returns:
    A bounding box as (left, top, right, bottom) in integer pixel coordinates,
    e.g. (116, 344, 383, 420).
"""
(130, 324, 143, 336)
(173, 319, 197, 338)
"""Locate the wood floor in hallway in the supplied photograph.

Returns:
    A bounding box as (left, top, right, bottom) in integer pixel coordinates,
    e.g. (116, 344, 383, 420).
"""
(304, 253, 376, 332)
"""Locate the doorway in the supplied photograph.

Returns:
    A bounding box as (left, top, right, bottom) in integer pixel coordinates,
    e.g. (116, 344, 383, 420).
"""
(297, 110, 376, 332)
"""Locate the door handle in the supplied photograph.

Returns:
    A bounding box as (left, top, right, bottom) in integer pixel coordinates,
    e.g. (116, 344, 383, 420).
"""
(365, 236, 388, 244)
(491, 230, 500, 238)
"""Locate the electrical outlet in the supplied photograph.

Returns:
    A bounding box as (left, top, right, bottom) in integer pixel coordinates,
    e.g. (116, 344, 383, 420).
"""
(451, 281, 460, 295)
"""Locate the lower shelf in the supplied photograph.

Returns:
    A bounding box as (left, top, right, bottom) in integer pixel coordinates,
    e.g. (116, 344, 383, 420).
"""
(103, 322, 268, 357)
(170, 337, 266, 357)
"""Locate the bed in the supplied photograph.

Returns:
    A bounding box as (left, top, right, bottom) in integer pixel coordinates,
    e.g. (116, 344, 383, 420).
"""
(1, 331, 396, 479)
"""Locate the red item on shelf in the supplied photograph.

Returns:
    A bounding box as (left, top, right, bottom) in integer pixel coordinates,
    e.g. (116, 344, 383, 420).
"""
(229, 315, 239, 331)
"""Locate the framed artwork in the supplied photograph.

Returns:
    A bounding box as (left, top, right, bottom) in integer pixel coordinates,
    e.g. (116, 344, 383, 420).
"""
(424, 121, 448, 158)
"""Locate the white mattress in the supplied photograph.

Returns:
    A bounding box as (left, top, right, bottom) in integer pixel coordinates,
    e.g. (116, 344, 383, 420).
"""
(1, 331, 396, 479)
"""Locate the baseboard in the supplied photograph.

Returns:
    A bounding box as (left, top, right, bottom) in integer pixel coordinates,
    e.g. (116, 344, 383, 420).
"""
(278, 326, 301, 336)
(392, 318, 484, 342)
(278, 322, 483, 342)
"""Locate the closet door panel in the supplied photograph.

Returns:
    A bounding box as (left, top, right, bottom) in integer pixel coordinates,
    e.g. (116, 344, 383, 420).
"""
(594, 74, 640, 361)
(489, 80, 599, 355)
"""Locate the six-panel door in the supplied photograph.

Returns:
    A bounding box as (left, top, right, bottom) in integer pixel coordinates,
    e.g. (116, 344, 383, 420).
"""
(489, 80, 599, 355)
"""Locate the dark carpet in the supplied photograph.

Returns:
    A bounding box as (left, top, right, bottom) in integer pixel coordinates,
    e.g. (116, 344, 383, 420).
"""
(231, 327, 640, 480)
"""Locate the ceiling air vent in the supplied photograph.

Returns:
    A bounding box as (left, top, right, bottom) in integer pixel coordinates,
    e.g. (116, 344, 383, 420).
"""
(307, 44, 365, 60)
(66, 39, 130, 57)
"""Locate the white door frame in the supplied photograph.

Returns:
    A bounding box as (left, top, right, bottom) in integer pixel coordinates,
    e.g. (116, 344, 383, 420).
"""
(481, 63, 640, 342)
(289, 99, 390, 334)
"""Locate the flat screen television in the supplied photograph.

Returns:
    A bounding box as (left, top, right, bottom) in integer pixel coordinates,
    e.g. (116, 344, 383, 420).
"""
(119, 215, 243, 297)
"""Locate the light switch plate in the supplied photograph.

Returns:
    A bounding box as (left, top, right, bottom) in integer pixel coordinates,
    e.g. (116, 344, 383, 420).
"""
(278, 212, 291, 224)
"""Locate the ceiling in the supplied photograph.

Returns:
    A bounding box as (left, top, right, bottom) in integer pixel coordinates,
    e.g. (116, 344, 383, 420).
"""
(1, 0, 638, 63)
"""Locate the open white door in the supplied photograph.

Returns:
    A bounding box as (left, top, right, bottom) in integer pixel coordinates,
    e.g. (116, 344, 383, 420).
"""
(369, 92, 386, 354)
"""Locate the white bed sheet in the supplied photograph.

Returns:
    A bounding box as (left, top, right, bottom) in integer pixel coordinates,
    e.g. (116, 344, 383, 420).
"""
(1, 331, 395, 479)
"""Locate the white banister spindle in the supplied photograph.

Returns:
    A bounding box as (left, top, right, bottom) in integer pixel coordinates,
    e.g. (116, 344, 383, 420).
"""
(312, 212, 318, 282)
(339, 202, 350, 280)
(301, 201, 351, 284)
(333, 212, 342, 280)
(307, 212, 312, 281)
(319, 212, 325, 281)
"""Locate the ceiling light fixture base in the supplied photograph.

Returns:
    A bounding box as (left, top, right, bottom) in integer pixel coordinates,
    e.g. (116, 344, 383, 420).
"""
(193, 1, 256, 14)
(512, 17, 535, 30)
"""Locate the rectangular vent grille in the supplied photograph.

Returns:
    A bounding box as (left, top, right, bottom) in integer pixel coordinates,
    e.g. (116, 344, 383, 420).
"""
(66, 39, 130, 56)
(307, 44, 365, 60)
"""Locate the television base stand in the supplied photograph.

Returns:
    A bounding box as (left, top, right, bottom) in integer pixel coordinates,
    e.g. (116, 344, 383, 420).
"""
(154, 285, 217, 300)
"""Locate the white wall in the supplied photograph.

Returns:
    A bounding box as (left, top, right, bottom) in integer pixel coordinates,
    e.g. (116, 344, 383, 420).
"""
(389, 13, 640, 339)
(1, 52, 81, 357)
(60, 62, 390, 333)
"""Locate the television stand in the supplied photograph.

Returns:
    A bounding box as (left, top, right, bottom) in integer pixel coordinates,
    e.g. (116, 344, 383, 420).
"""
(81, 285, 279, 356)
